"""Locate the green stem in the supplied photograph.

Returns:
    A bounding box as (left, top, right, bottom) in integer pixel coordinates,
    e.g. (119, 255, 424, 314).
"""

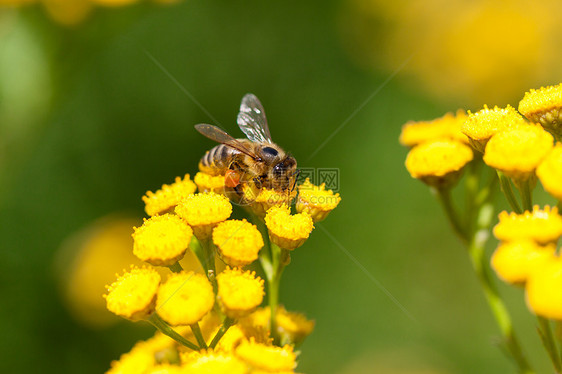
(435, 187, 468, 242)
(208, 317, 235, 349)
(518, 179, 533, 212)
(190, 236, 216, 287)
(168, 262, 183, 273)
(148, 314, 199, 351)
(497, 172, 522, 214)
(190, 322, 208, 349)
(537, 317, 562, 373)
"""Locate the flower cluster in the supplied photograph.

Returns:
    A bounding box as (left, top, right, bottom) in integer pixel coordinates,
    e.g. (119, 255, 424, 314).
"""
(104, 168, 340, 372)
(401, 83, 562, 372)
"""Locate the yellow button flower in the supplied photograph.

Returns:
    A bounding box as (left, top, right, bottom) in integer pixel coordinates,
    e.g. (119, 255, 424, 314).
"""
(483, 125, 553, 181)
(265, 205, 314, 250)
(537, 144, 562, 200)
(194, 171, 226, 194)
(491, 241, 556, 285)
(519, 83, 562, 138)
(296, 178, 341, 222)
(181, 351, 247, 373)
(247, 187, 297, 218)
(105, 266, 161, 321)
(235, 339, 296, 372)
(106, 344, 155, 374)
(156, 271, 215, 326)
(143, 174, 197, 217)
(494, 206, 562, 245)
(175, 193, 232, 240)
(461, 105, 528, 152)
(212, 220, 264, 267)
(399, 110, 469, 147)
(132, 214, 193, 266)
(144, 364, 184, 374)
(526, 258, 562, 319)
(217, 267, 264, 318)
(404, 140, 473, 189)
(244, 306, 314, 346)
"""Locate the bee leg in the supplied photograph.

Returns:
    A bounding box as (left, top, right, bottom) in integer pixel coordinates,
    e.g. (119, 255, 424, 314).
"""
(253, 177, 263, 190)
(291, 169, 300, 192)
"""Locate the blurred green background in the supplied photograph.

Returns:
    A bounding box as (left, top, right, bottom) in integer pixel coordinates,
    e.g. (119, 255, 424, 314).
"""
(1, 0, 561, 373)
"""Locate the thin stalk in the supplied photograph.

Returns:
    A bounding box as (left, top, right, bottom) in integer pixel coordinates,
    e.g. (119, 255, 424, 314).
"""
(190, 323, 208, 349)
(497, 172, 522, 214)
(537, 317, 562, 373)
(168, 262, 183, 273)
(209, 317, 235, 349)
(435, 187, 468, 242)
(518, 179, 533, 212)
(148, 314, 199, 351)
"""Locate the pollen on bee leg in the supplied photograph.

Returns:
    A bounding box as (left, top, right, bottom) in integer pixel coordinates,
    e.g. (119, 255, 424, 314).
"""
(225, 170, 240, 188)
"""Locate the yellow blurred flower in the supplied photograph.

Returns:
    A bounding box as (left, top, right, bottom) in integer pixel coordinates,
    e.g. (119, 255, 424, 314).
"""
(235, 339, 296, 372)
(212, 219, 264, 267)
(537, 144, 562, 200)
(265, 205, 314, 251)
(526, 257, 562, 319)
(181, 350, 247, 373)
(41, 0, 93, 27)
(519, 83, 562, 139)
(143, 174, 197, 217)
(175, 192, 232, 240)
(483, 125, 553, 182)
(194, 171, 226, 194)
(104, 266, 161, 321)
(244, 306, 314, 346)
(491, 241, 556, 285)
(216, 267, 264, 319)
(156, 271, 215, 326)
(493, 206, 562, 245)
(296, 178, 341, 222)
(404, 139, 473, 188)
(399, 110, 469, 147)
(133, 214, 193, 266)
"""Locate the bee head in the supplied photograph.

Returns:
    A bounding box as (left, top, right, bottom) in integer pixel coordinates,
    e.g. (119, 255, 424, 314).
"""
(271, 155, 298, 191)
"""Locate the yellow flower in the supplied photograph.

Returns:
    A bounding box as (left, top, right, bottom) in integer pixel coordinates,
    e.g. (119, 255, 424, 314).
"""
(244, 306, 314, 346)
(235, 339, 296, 372)
(194, 172, 226, 194)
(132, 214, 193, 266)
(246, 186, 297, 218)
(399, 110, 469, 147)
(519, 83, 562, 138)
(296, 178, 341, 222)
(143, 174, 197, 217)
(265, 205, 314, 250)
(212, 219, 264, 267)
(494, 206, 562, 245)
(41, 0, 93, 27)
(90, 0, 138, 7)
(526, 257, 562, 319)
(217, 267, 264, 318)
(144, 364, 184, 374)
(175, 193, 232, 240)
(483, 125, 553, 182)
(461, 105, 528, 152)
(104, 266, 161, 321)
(404, 140, 473, 188)
(181, 350, 247, 373)
(537, 144, 562, 200)
(491, 241, 556, 285)
(156, 271, 215, 326)
(106, 343, 155, 374)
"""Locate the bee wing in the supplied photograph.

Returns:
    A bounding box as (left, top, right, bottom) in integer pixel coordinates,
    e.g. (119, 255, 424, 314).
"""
(195, 124, 258, 159)
(237, 93, 273, 143)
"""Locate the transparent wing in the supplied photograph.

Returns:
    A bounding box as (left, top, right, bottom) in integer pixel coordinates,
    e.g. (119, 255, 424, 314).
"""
(194, 124, 258, 159)
(237, 93, 273, 143)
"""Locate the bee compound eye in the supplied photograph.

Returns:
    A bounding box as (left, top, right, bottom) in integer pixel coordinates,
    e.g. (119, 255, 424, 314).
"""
(262, 147, 279, 157)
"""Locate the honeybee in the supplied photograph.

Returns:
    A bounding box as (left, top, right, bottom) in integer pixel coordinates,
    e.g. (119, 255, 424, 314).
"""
(195, 93, 299, 202)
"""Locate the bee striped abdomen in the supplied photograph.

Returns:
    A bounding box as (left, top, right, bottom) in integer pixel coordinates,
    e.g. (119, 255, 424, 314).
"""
(199, 144, 238, 176)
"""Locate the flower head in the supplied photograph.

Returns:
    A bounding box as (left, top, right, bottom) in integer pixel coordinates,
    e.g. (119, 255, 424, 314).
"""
(537, 144, 562, 200)
(105, 266, 161, 321)
(244, 306, 314, 346)
(142, 174, 197, 217)
(265, 205, 314, 250)
(156, 271, 214, 326)
(399, 110, 469, 147)
(296, 178, 341, 222)
(175, 193, 232, 240)
(519, 83, 562, 138)
(194, 172, 226, 194)
(181, 350, 247, 373)
(246, 186, 297, 218)
(461, 105, 527, 152)
(494, 206, 562, 245)
(483, 125, 553, 181)
(405, 140, 473, 188)
(235, 339, 296, 372)
(526, 258, 562, 319)
(491, 241, 556, 285)
(212, 220, 264, 267)
(217, 267, 264, 318)
(132, 214, 193, 266)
